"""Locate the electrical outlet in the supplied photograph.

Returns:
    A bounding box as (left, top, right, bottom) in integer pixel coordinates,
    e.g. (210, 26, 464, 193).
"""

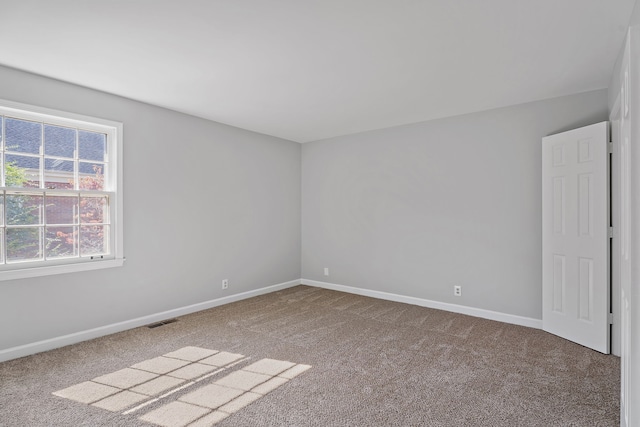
(324, 267, 329, 276)
(454, 285, 462, 297)
(222, 279, 229, 290)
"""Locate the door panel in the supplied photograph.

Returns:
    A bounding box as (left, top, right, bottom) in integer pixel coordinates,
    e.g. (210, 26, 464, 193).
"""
(542, 122, 609, 353)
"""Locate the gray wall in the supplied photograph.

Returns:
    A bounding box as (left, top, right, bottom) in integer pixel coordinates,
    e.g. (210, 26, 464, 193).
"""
(0, 65, 301, 351)
(302, 90, 608, 320)
(0, 65, 610, 352)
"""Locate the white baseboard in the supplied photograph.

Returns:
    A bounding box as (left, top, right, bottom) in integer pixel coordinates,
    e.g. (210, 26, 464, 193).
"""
(0, 279, 301, 363)
(302, 279, 542, 330)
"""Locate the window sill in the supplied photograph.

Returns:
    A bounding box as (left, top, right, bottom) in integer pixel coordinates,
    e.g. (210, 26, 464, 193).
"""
(0, 258, 125, 281)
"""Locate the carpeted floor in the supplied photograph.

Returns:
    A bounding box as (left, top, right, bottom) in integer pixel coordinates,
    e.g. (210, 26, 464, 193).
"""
(0, 285, 620, 426)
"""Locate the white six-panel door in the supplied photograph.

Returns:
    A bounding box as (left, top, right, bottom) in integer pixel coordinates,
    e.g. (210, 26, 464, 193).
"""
(542, 122, 609, 354)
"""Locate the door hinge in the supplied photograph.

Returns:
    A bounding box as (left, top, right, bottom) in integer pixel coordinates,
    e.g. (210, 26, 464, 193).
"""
(608, 313, 614, 325)
(608, 227, 614, 238)
(608, 142, 614, 153)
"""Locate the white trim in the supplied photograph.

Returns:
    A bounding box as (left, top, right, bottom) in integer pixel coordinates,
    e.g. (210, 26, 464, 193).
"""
(0, 98, 120, 130)
(0, 257, 124, 281)
(0, 278, 542, 362)
(302, 279, 542, 329)
(610, 94, 622, 357)
(0, 278, 301, 362)
(112, 121, 124, 265)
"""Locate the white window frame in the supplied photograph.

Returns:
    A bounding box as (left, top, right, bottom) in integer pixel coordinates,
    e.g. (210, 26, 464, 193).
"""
(0, 99, 123, 281)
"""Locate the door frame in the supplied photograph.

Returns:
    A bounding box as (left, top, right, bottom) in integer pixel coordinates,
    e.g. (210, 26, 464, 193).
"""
(610, 95, 622, 357)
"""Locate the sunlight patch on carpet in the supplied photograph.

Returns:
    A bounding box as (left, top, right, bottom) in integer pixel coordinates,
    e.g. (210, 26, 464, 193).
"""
(52, 346, 311, 427)
(144, 358, 311, 426)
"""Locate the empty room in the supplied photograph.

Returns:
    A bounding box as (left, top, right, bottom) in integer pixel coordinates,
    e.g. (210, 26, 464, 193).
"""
(0, 1, 639, 426)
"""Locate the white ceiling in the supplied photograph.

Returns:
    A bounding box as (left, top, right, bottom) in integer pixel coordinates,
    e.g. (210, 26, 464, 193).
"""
(0, 1, 636, 142)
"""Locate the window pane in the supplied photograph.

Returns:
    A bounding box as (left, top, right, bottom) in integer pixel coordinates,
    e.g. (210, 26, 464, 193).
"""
(80, 196, 108, 224)
(80, 225, 108, 255)
(78, 130, 106, 161)
(5, 118, 41, 154)
(46, 195, 77, 225)
(0, 195, 3, 226)
(6, 194, 42, 225)
(78, 162, 105, 190)
(6, 227, 42, 262)
(44, 158, 74, 189)
(46, 226, 78, 259)
(5, 154, 41, 188)
(44, 125, 75, 158)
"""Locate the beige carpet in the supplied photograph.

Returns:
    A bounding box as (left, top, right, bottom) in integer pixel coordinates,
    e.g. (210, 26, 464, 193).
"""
(0, 285, 620, 426)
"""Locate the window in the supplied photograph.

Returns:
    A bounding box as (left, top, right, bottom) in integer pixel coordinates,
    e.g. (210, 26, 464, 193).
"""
(0, 99, 123, 280)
